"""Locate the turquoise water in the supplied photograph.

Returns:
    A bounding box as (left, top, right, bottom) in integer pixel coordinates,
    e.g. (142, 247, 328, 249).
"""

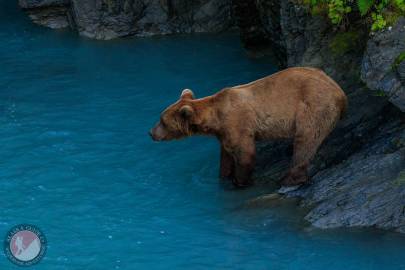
(1, 2, 405, 269)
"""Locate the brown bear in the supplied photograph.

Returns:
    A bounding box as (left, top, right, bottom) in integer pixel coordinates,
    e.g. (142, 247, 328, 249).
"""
(149, 67, 347, 187)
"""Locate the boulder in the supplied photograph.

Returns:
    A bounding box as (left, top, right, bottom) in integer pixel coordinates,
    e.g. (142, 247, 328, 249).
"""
(19, 0, 71, 29)
(361, 18, 405, 112)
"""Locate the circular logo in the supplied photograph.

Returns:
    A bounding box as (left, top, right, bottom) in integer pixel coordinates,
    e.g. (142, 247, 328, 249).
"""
(4, 224, 46, 266)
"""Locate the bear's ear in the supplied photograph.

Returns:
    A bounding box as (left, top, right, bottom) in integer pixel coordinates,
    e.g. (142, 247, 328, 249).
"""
(179, 105, 194, 119)
(180, 89, 195, 100)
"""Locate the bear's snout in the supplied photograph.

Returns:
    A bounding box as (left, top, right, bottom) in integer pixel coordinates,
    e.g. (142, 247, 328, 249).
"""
(148, 129, 156, 140)
(149, 123, 167, 141)
(149, 127, 160, 141)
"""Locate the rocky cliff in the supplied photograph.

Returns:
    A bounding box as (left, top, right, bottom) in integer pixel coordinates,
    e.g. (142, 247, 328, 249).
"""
(19, 0, 405, 233)
(18, 0, 234, 39)
(243, 1, 405, 233)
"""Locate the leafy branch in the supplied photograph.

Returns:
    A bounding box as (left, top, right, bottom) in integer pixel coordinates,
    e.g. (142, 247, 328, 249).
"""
(303, 0, 405, 31)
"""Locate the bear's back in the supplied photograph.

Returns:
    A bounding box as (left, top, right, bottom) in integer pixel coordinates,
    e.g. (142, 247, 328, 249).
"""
(227, 67, 346, 110)
(216, 67, 347, 139)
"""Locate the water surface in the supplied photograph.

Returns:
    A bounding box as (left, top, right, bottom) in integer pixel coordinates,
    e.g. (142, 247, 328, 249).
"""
(0, 2, 404, 269)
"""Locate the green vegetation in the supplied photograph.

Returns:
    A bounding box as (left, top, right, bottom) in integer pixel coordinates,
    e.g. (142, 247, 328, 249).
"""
(302, 0, 405, 31)
(392, 51, 405, 69)
(373, 89, 387, 96)
(393, 170, 405, 186)
(329, 31, 360, 56)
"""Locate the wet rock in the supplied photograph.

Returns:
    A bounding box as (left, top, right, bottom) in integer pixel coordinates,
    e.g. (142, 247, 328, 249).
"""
(285, 118, 405, 230)
(361, 18, 405, 112)
(256, 0, 285, 54)
(25, 6, 70, 29)
(19, 0, 71, 29)
(19, 0, 70, 8)
(397, 61, 405, 84)
(232, 0, 269, 48)
(245, 193, 282, 208)
(250, 0, 405, 233)
(19, 0, 234, 39)
(231, 0, 286, 64)
(279, 0, 310, 67)
(278, 185, 301, 194)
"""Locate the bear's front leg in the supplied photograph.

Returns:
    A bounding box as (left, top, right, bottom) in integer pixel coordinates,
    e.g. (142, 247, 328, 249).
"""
(231, 139, 256, 188)
(220, 145, 234, 179)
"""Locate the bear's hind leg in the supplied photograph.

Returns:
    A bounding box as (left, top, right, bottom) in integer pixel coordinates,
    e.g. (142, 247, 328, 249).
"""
(281, 103, 334, 186)
(281, 158, 310, 186)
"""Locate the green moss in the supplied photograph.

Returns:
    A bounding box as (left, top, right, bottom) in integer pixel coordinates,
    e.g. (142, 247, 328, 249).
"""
(393, 137, 405, 148)
(393, 170, 405, 186)
(311, 4, 328, 16)
(104, 0, 117, 12)
(393, 51, 405, 69)
(384, 10, 402, 25)
(329, 31, 360, 56)
(373, 89, 387, 96)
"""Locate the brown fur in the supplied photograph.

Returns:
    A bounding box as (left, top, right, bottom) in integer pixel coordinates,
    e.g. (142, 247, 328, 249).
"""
(150, 67, 348, 187)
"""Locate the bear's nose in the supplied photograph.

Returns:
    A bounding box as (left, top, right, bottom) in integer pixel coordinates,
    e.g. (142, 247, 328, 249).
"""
(149, 129, 157, 141)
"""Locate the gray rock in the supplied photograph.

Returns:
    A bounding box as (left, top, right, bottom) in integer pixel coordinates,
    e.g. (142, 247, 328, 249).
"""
(19, 0, 71, 29)
(287, 122, 405, 232)
(19, 0, 234, 39)
(26, 6, 70, 29)
(19, 0, 70, 9)
(251, 0, 405, 233)
(232, 0, 285, 63)
(277, 185, 300, 194)
(397, 60, 405, 83)
(279, 0, 310, 67)
(257, 100, 405, 231)
(69, 0, 145, 39)
(361, 18, 405, 112)
(256, 0, 284, 51)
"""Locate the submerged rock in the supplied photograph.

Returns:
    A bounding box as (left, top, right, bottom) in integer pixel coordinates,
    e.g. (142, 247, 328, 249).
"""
(245, 193, 282, 208)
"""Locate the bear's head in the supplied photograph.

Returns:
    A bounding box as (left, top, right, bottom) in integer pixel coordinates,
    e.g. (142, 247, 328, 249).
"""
(149, 89, 198, 141)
